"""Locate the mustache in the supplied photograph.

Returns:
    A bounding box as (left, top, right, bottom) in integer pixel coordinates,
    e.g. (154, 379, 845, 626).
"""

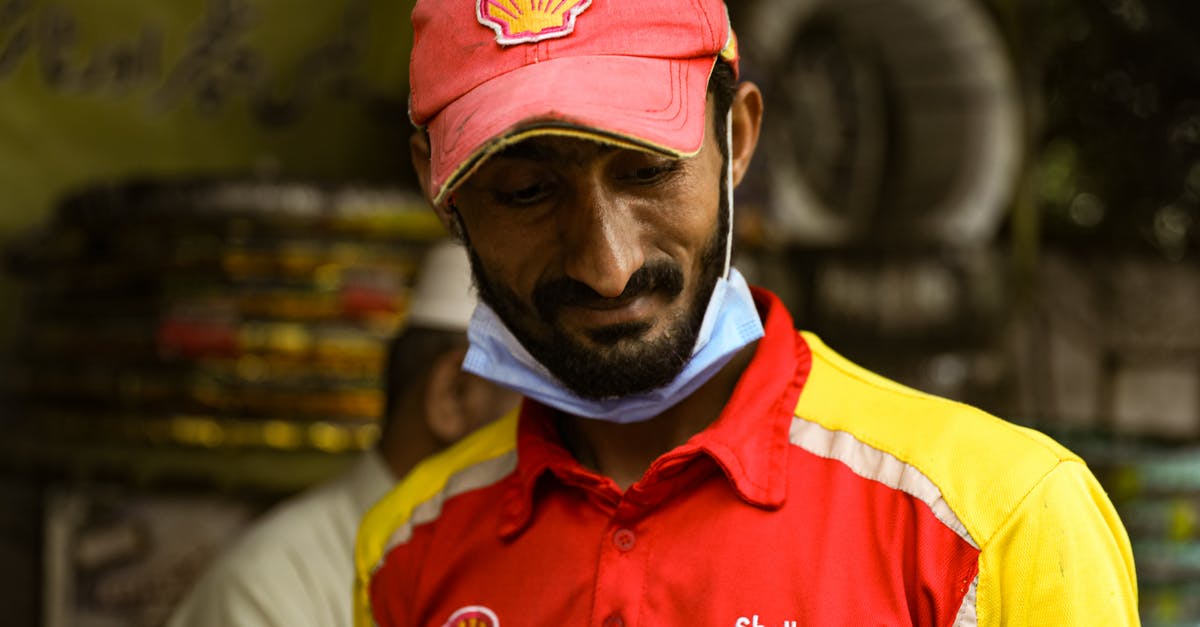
(533, 260, 685, 322)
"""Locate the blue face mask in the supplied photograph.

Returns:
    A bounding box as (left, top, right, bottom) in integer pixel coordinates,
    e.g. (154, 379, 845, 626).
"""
(461, 267, 764, 424)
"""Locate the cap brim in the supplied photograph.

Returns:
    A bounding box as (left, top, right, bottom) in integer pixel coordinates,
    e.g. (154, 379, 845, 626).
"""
(427, 54, 716, 205)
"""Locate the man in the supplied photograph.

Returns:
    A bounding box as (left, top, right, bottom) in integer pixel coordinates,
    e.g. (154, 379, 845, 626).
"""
(169, 241, 519, 627)
(357, 1, 1139, 625)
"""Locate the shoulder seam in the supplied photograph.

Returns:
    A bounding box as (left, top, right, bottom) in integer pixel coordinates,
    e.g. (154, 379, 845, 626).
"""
(979, 458, 1080, 550)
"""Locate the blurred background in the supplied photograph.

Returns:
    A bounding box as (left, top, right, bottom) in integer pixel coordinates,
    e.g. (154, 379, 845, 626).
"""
(0, 0, 1197, 624)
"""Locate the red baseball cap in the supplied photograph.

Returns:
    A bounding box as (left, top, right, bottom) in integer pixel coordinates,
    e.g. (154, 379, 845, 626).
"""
(409, 0, 739, 205)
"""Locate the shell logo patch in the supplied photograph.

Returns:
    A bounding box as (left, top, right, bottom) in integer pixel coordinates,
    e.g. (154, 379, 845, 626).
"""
(477, 0, 592, 46)
(442, 605, 500, 627)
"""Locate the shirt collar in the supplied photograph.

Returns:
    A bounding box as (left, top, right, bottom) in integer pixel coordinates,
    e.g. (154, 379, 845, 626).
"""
(498, 287, 812, 539)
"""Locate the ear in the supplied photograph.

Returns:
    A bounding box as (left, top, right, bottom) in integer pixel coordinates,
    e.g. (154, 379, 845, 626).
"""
(729, 81, 763, 187)
(422, 346, 471, 444)
(410, 131, 459, 235)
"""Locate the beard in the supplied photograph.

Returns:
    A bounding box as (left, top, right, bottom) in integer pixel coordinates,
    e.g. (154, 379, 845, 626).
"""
(459, 204, 728, 400)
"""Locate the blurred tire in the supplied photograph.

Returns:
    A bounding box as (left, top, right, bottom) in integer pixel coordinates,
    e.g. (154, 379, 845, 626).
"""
(743, 0, 1022, 247)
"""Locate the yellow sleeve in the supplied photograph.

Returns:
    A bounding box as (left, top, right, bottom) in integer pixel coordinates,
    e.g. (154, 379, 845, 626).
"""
(976, 459, 1139, 625)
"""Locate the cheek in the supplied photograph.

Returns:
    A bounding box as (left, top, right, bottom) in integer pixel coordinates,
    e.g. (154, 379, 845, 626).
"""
(656, 153, 723, 249)
(460, 212, 552, 298)
(650, 187, 721, 263)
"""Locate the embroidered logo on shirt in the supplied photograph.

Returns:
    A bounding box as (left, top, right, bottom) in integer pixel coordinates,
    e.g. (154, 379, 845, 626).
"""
(443, 605, 500, 627)
(476, 0, 592, 45)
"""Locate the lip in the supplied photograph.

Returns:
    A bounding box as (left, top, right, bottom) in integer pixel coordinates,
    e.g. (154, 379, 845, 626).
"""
(557, 294, 656, 328)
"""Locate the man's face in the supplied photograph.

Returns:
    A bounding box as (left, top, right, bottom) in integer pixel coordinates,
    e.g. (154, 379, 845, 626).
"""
(450, 110, 727, 400)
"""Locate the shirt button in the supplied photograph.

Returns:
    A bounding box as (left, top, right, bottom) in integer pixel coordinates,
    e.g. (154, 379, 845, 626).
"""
(603, 614, 625, 627)
(613, 528, 636, 552)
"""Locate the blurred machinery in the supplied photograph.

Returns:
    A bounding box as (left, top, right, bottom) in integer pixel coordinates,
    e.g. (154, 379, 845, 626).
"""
(732, 0, 1023, 412)
(731, 0, 1200, 431)
(739, 0, 1022, 247)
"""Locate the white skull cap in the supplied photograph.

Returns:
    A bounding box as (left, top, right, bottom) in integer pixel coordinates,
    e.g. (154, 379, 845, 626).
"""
(405, 240, 477, 332)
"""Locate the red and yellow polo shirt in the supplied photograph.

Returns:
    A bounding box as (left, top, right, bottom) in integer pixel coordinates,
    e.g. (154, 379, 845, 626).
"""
(356, 289, 1137, 626)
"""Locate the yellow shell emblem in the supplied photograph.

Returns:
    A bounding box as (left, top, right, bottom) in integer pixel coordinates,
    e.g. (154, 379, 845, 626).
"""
(476, 0, 592, 45)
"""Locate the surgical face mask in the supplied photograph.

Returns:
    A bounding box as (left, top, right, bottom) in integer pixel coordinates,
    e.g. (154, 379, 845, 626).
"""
(463, 267, 762, 423)
(461, 108, 763, 423)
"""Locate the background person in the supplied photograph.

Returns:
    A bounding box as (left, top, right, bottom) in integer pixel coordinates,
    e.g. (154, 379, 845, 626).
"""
(169, 241, 519, 627)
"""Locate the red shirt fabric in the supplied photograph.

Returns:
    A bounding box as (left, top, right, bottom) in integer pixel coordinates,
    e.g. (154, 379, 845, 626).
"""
(367, 289, 979, 626)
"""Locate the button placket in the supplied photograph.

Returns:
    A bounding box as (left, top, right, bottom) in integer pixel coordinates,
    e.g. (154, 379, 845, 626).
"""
(591, 518, 647, 627)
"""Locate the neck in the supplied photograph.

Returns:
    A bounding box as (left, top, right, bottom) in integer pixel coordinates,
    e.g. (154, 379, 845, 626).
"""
(558, 339, 758, 491)
(378, 391, 435, 479)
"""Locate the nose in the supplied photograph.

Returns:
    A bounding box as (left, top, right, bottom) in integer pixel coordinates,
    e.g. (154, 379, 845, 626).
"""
(558, 179, 644, 298)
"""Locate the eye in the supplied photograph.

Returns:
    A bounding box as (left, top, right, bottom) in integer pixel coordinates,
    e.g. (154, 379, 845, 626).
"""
(619, 161, 681, 185)
(495, 180, 555, 206)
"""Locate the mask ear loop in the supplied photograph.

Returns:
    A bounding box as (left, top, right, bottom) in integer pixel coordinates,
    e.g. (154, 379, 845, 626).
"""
(722, 107, 734, 280)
